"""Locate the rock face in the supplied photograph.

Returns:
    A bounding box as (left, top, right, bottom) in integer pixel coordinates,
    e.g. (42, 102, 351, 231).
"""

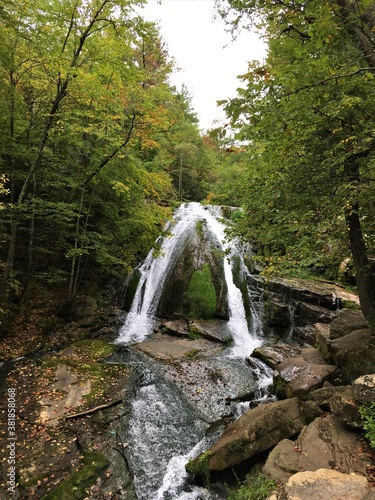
(188, 398, 321, 474)
(264, 414, 371, 484)
(272, 469, 370, 500)
(261, 277, 342, 343)
(157, 218, 229, 319)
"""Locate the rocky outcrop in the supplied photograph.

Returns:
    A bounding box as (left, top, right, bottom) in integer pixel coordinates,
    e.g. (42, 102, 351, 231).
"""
(272, 346, 337, 399)
(251, 343, 301, 370)
(260, 277, 358, 344)
(264, 414, 370, 483)
(270, 469, 371, 500)
(187, 398, 321, 474)
(157, 218, 229, 319)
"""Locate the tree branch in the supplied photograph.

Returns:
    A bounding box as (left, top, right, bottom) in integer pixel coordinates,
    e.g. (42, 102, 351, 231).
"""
(65, 398, 123, 420)
(280, 67, 375, 98)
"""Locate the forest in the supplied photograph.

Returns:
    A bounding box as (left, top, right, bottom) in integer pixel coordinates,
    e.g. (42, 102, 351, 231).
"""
(0, 0, 374, 335)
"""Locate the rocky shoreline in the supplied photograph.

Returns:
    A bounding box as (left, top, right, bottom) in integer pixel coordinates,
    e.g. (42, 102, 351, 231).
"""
(1, 277, 374, 499)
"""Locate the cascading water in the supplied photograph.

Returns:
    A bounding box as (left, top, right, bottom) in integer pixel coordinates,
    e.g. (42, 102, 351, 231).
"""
(115, 202, 271, 499)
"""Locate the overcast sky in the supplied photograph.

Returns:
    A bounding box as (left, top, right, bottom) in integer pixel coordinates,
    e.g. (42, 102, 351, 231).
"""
(140, 0, 267, 131)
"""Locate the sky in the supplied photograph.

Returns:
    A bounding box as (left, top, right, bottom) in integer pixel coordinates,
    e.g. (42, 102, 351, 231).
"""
(139, 0, 267, 131)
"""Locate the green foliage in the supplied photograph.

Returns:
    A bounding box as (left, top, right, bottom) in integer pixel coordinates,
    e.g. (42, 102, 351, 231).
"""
(226, 472, 276, 500)
(0, 0, 215, 308)
(41, 451, 109, 500)
(359, 403, 375, 449)
(212, 0, 375, 321)
(186, 265, 217, 319)
(186, 451, 213, 489)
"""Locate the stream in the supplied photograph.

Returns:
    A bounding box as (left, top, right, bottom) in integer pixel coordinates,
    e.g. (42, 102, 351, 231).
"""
(114, 203, 273, 499)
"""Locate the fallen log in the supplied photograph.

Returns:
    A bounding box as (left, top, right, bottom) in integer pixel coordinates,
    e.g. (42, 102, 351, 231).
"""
(65, 398, 123, 420)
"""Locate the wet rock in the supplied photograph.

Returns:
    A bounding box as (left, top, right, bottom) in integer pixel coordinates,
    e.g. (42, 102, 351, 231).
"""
(161, 357, 259, 422)
(273, 355, 337, 399)
(188, 398, 321, 473)
(134, 338, 222, 360)
(273, 469, 370, 500)
(189, 320, 233, 343)
(251, 343, 301, 370)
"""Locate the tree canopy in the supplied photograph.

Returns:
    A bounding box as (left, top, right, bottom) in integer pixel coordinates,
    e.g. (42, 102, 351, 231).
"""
(0, 0, 215, 319)
(214, 0, 375, 327)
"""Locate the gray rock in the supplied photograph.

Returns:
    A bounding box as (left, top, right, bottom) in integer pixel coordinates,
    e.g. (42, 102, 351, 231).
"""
(189, 320, 233, 343)
(264, 414, 371, 485)
(352, 374, 375, 405)
(263, 439, 299, 483)
(273, 356, 336, 399)
(252, 343, 301, 370)
(328, 328, 375, 383)
(330, 309, 369, 340)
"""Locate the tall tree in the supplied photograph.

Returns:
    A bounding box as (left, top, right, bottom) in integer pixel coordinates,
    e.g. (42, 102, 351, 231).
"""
(216, 0, 375, 328)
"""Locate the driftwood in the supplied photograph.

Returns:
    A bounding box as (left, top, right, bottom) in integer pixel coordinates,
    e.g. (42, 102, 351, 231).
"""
(65, 398, 123, 420)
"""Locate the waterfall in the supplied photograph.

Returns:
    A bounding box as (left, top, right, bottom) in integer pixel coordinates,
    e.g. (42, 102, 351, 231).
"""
(115, 202, 269, 498)
(115, 202, 262, 355)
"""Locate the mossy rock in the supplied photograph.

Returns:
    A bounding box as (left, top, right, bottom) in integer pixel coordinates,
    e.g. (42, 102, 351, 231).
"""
(41, 452, 109, 499)
(186, 265, 217, 319)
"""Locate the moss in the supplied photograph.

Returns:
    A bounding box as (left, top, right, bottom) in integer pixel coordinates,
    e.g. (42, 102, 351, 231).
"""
(186, 264, 217, 319)
(185, 348, 200, 358)
(41, 452, 109, 500)
(186, 451, 213, 489)
(72, 339, 115, 361)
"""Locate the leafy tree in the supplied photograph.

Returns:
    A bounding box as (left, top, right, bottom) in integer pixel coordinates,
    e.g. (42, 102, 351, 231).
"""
(216, 0, 375, 328)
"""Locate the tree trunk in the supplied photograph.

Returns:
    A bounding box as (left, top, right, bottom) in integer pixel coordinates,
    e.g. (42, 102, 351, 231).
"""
(344, 157, 375, 331)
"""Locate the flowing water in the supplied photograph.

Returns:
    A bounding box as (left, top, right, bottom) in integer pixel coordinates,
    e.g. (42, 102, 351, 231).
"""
(115, 202, 272, 499)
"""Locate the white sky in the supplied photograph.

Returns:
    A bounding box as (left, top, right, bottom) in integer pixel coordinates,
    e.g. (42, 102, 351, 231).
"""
(140, 0, 267, 131)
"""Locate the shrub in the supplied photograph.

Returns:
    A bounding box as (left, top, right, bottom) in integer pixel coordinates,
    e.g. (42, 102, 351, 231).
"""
(226, 472, 276, 500)
(186, 264, 217, 319)
(359, 402, 375, 449)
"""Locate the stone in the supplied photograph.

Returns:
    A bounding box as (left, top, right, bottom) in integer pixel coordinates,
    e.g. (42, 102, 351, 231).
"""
(278, 469, 369, 500)
(330, 309, 369, 340)
(273, 356, 337, 399)
(330, 388, 362, 428)
(352, 374, 375, 405)
(328, 328, 375, 383)
(188, 398, 321, 473)
(264, 414, 371, 486)
(251, 343, 301, 370)
(314, 323, 331, 360)
(308, 385, 352, 409)
(135, 338, 220, 360)
(189, 319, 233, 343)
(296, 414, 368, 477)
(160, 320, 190, 337)
(262, 439, 300, 483)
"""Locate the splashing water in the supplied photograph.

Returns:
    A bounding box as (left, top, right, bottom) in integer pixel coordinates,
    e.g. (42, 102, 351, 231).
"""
(116, 202, 262, 356)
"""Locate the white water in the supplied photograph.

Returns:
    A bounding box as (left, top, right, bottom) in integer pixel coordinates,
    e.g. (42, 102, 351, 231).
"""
(117, 202, 269, 499)
(116, 202, 262, 356)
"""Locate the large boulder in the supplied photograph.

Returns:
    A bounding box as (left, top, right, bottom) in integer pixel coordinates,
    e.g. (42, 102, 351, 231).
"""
(187, 398, 321, 474)
(328, 328, 375, 383)
(273, 348, 336, 399)
(251, 343, 301, 370)
(270, 469, 370, 500)
(352, 374, 375, 405)
(329, 309, 369, 340)
(264, 414, 371, 484)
